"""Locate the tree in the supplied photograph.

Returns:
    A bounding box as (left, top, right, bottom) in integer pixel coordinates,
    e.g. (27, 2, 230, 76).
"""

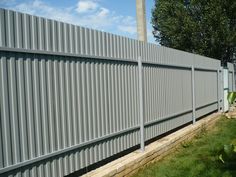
(152, 0, 236, 66)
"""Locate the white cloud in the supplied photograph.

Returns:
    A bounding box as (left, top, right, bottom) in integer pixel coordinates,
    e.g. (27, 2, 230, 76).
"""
(3, 0, 138, 39)
(118, 15, 137, 35)
(10, 0, 76, 25)
(97, 7, 109, 18)
(118, 25, 137, 35)
(76, 0, 98, 13)
(118, 26, 136, 35)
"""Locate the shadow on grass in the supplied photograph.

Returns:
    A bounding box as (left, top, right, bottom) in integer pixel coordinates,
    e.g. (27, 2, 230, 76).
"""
(219, 162, 236, 176)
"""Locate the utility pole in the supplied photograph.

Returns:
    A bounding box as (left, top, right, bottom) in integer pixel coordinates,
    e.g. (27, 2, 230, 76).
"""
(136, 0, 147, 42)
(136, 0, 146, 152)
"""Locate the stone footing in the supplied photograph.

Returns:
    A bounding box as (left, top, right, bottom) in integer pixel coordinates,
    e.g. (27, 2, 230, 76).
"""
(82, 113, 221, 177)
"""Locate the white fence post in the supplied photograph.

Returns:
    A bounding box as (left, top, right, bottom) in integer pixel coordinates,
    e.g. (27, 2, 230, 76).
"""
(138, 56, 145, 152)
(191, 66, 196, 124)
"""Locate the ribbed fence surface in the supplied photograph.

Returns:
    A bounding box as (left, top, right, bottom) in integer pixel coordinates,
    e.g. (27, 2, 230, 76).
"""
(0, 8, 227, 177)
(228, 63, 235, 91)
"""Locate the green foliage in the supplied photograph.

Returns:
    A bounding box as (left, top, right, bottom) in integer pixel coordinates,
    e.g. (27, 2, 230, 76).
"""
(219, 139, 236, 164)
(152, 0, 236, 65)
(227, 92, 236, 105)
(219, 144, 236, 163)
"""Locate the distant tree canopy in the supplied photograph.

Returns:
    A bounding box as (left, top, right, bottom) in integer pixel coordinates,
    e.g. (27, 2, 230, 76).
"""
(152, 0, 236, 66)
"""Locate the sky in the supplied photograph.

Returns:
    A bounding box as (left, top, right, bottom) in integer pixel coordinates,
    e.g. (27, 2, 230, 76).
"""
(0, 0, 156, 43)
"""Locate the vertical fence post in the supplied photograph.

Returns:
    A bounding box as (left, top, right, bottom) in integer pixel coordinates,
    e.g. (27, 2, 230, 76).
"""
(138, 56, 145, 152)
(217, 69, 220, 112)
(191, 66, 196, 124)
(233, 69, 235, 91)
(228, 69, 230, 92)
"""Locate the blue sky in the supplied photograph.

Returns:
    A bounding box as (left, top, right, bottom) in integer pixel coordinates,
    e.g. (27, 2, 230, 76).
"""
(0, 0, 156, 43)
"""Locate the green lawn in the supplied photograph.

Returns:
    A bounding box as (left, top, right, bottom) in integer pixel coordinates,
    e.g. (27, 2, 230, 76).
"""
(132, 116, 236, 177)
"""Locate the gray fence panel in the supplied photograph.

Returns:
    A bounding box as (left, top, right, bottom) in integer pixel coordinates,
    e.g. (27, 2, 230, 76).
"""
(0, 51, 140, 177)
(229, 72, 233, 91)
(194, 69, 218, 118)
(0, 8, 224, 177)
(195, 70, 218, 106)
(0, 8, 139, 61)
(143, 65, 193, 141)
(228, 63, 234, 91)
(139, 42, 220, 70)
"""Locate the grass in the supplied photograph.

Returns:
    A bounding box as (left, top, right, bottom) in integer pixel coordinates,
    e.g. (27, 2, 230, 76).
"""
(132, 116, 236, 177)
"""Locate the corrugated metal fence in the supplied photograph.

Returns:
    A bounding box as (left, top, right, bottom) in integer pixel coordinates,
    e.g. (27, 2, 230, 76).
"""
(227, 63, 235, 92)
(0, 8, 229, 177)
(222, 63, 235, 112)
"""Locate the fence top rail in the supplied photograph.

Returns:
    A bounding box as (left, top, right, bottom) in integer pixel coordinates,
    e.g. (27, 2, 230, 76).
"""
(1, 47, 220, 72)
(0, 47, 138, 64)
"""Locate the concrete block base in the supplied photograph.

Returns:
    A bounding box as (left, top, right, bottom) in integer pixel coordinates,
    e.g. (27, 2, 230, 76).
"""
(82, 113, 221, 177)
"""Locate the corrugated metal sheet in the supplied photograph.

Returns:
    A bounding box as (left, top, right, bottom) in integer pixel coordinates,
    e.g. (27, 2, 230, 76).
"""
(228, 63, 234, 91)
(0, 52, 140, 177)
(223, 63, 235, 112)
(223, 68, 229, 111)
(143, 65, 192, 140)
(229, 72, 233, 91)
(0, 8, 139, 61)
(0, 8, 227, 177)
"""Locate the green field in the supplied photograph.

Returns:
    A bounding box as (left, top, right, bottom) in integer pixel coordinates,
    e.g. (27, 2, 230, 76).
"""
(132, 116, 236, 177)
